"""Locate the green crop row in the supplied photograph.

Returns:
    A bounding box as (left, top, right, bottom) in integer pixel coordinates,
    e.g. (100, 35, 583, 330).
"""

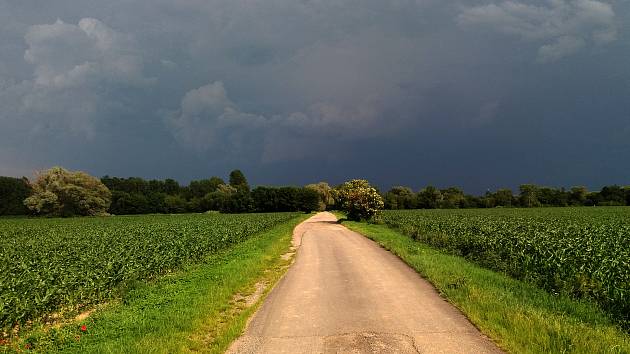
(380, 207, 630, 326)
(0, 212, 300, 330)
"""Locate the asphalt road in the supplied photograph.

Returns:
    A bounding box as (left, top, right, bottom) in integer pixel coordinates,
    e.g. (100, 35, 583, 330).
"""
(227, 212, 502, 354)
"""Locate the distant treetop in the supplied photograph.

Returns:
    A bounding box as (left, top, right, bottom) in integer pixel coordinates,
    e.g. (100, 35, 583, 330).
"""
(229, 169, 250, 192)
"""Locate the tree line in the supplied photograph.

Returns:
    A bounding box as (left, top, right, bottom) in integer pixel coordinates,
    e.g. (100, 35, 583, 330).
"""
(0, 168, 324, 217)
(383, 184, 630, 210)
(1, 167, 629, 217)
(102, 170, 323, 215)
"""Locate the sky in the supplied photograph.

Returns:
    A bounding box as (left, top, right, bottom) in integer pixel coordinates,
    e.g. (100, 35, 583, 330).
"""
(0, 0, 629, 193)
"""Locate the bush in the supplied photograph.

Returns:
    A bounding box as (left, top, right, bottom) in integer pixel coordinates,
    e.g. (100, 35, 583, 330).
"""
(337, 179, 384, 221)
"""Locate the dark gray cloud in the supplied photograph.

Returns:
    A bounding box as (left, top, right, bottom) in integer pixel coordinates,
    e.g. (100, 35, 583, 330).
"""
(0, 0, 628, 193)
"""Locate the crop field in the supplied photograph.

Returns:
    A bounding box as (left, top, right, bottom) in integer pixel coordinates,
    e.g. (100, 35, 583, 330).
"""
(380, 207, 630, 325)
(0, 212, 301, 331)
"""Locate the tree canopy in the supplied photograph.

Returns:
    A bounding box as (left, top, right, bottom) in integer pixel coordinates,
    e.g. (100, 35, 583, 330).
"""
(337, 179, 384, 221)
(2, 166, 629, 217)
(24, 167, 111, 217)
(0, 176, 31, 215)
(229, 170, 249, 192)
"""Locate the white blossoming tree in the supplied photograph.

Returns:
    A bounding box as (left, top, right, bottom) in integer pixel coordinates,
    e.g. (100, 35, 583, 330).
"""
(336, 179, 384, 221)
(24, 167, 111, 217)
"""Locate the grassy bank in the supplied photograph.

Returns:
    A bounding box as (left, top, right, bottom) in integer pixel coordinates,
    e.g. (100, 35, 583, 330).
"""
(4, 213, 310, 353)
(342, 221, 630, 354)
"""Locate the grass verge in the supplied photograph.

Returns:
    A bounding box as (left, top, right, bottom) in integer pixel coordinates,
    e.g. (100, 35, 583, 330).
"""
(4, 213, 311, 353)
(342, 220, 630, 354)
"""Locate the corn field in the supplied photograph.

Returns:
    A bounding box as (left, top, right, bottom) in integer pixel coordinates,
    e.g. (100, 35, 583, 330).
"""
(380, 207, 630, 326)
(0, 212, 300, 330)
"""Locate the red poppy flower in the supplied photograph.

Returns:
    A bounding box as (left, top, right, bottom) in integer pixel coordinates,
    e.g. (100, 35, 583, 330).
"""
(80, 325, 87, 332)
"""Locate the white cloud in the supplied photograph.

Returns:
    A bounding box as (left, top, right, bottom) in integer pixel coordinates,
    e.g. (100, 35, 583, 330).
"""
(0, 18, 156, 141)
(24, 18, 153, 88)
(167, 80, 408, 162)
(167, 82, 266, 154)
(538, 36, 586, 62)
(458, 0, 617, 61)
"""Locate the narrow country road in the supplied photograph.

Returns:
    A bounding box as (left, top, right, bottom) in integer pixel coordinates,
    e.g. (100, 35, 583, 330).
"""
(227, 212, 502, 353)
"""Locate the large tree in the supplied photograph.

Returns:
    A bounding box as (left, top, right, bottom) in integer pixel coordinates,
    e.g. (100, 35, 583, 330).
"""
(229, 169, 250, 192)
(440, 187, 465, 209)
(188, 177, 224, 199)
(519, 184, 540, 208)
(24, 167, 111, 217)
(417, 186, 442, 209)
(384, 186, 416, 210)
(569, 186, 588, 205)
(305, 182, 334, 211)
(599, 185, 626, 206)
(493, 188, 515, 207)
(0, 176, 32, 215)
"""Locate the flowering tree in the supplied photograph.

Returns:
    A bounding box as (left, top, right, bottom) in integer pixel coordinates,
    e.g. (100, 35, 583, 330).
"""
(336, 179, 384, 221)
(24, 167, 111, 217)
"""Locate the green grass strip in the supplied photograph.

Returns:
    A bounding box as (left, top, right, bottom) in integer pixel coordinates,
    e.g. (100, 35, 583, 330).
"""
(6, 214, 310, 353)
(342, 221, 630, 354)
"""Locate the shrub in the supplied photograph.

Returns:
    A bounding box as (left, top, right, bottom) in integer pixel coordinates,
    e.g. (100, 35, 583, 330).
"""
(337, 179, 384, 221)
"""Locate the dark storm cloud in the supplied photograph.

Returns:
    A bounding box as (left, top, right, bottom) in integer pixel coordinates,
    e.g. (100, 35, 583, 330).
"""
(0, 0, 628, 192)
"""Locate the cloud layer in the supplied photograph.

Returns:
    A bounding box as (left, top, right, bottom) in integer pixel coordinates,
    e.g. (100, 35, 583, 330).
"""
(25, 18, 152, 88)
(0, 1, 629, 191)
(1, 17, 153, 143)
(458, 0, 618, 61)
